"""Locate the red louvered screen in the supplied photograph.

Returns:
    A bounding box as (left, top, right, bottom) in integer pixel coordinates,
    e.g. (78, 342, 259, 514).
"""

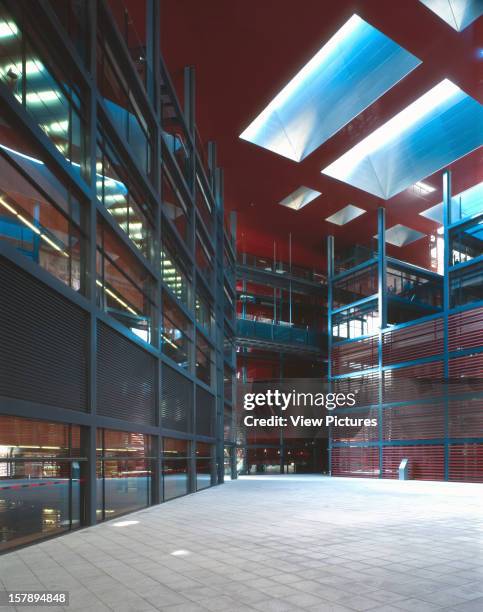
(383, 361, 444, 403)
(332, 336, 378, 376)
(449, 398, 483, 438)
(383, 317, 444, 366)
(331, 446, 379, 478)
(382, 445, 444, 480)
(383, 403, 444, 441)
(449, 444, 483, 482)
(448, 307, 483, 352)
(332, 409, 379, 443)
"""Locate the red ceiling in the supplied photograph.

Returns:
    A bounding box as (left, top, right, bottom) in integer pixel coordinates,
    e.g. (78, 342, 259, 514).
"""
(129, 1, 482, 268)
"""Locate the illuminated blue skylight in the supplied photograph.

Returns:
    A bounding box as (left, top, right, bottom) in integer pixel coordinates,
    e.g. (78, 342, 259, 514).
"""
(321, 80, 483, 200)
(420, 182, 483, 224)
(239, 14, 421, 162)
(419, 0, 483, 31)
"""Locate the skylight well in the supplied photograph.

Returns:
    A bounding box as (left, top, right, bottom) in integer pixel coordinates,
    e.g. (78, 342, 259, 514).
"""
(321, 79, 483, 199)
(279, 186, 321, 211)
(240, 14, 421, 162)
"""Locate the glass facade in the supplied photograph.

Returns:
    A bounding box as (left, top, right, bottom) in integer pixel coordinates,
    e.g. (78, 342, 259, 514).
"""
(0, 112, 86, 292)
(0, 2, 87, 180)
(96, 429, 152, 521)
(196, 443, 214, 491)
(97, 218, 155, 343)
(0, 0, 234, 552)
(0, 416, 83, 552)
(162, 438, 190, 501)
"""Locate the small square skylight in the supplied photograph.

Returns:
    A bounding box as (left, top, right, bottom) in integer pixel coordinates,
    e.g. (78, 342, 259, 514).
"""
(419, 0, 483, 31)
(325, 204, 366, 225)
(375, 224, 426, 247)
(279, 186, 321, 211)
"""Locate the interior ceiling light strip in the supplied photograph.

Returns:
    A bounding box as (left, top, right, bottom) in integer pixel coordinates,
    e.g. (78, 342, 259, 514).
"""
(419, 0, 483, 31)
(239, 14, 421, 162)
(321, 79, 483, 200)
(279, 186, 321, 210)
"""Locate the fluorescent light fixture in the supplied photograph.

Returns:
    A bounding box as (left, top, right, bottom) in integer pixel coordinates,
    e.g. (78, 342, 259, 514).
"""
(0, 59, 44, 77)
(279, 186, 321, 210)
(0, 144, 44, 165)
(111, 520, 139, 528)
(17, 214, 41, 235)
(325, 204, 366, 225)
(322, 79, 483, 199)
(413, 180, 436, 194)
(376, 224, 426, 247)
(0, 21, 18, 38)
(240, 14, 421, 161)
(24, 90, 61, 104)
(419, 0, 483, 31)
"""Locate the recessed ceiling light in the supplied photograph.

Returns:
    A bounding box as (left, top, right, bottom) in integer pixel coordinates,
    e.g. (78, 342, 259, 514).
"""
(419, 0, 483, 31)
(239, 14, 420, 162)
(375, 224, 426, 247)
(325, 204, 366, 225)
(279, 186, 321, 211)
(321, 79, 483, 199)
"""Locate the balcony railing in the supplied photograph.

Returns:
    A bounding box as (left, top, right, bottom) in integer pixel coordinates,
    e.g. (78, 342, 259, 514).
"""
(237, 253, 326, 284)
(237, 317, 324, 349)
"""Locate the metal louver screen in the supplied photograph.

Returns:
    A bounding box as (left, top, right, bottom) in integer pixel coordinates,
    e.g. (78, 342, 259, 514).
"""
(0, 257, 88, 411)
(97, 322, 156, 425)
(160, 365, 193, 432)
(196, 386, 215, 437)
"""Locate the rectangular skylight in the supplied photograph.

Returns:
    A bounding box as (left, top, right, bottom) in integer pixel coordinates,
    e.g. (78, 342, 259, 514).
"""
(321, 79, 483, 199)
(420, 182, 483, 225)
(375, 224, 426, 247)
(239, 14, 421, 162)
(419, 0, 483, 31)
(279, 186, 321, 210)
(325, 204, 366, 225)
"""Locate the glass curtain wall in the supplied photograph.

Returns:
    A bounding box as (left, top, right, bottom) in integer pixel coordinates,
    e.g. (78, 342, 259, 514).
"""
(0, 415, 84, 552)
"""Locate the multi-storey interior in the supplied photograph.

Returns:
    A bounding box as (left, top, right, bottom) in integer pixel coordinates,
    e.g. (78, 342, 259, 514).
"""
(235, 250, 328, 474)
(1, 0, 482, 558)
(0, 0, 235, 552)
(329, 177, 483, 480)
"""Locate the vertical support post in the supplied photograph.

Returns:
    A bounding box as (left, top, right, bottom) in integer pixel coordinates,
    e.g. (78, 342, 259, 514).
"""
(145, 0, 160, 109)
(327, 235, 334, 475)
(84, 0, 99, 526)
(377, 207, 386, 478)
(289, 233, 292, 326)
(443, 170, 451, 480)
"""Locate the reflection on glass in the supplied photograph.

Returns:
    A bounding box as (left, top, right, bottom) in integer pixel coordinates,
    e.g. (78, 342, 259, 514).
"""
(97, 219, 154, 343)
(196, 443, 213, 491)
(0, 416, 82, 552)
(162, 438, 189, 500)
(96, 429, 152, 521)
(0, 5, 86, 179)
(96, 134, 154, 259)
(0, 115, 86, 292)
(161, 294, 192, 368)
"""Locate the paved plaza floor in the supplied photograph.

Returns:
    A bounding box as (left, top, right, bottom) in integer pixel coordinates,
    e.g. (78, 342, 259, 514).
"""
(1, 475, 483, 611)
